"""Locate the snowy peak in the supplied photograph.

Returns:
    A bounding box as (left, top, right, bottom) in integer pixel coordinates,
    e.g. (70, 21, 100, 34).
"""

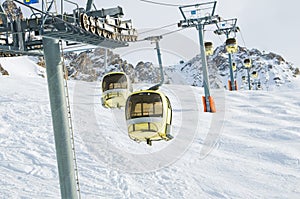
(179, 45, 299, 90)
(62, 45, 299, 90)
(65, 48, 164, 84)
(134, 61, 163, 83)
(65, 48, 126, 82)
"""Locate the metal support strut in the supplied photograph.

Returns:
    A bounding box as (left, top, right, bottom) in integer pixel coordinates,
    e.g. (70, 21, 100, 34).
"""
(155, 39, 164, 87)
(247, 68, 251, 90)
(197, 23, 211, 112)
(214, 18, 239, 91)
(228, 52, 236, 90)
(43, 37, 78, 199)
(145, 36, 164, 90)
(178, 2, 217, 113)
(86, 0, 94, 12)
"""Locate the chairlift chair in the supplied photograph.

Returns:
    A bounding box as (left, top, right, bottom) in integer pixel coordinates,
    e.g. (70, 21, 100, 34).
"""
(232, 62, 237, 71)
(101, 72, 132, 108)
(257, 81, 262, 89)
(125, 90, 173, 146)
(225, 38, 238, 53)
(244, 58, 252, 68)
(204, 41, 214, 56)
(251, 71, 258, 79)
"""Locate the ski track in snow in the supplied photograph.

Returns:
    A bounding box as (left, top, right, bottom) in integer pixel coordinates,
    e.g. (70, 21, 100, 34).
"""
(0, 56, 300, 198)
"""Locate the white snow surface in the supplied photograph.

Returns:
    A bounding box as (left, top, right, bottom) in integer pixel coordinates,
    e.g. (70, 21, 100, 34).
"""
(0, 56, 300, 198)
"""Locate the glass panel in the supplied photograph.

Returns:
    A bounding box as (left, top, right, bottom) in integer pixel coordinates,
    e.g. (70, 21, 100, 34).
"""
(102, 73, 127, 92)
(133, 103, 142, 117)
(126, 92, 163, 119)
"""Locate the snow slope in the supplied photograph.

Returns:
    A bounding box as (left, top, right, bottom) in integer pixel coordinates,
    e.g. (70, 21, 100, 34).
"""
(0, 56, 300, 198)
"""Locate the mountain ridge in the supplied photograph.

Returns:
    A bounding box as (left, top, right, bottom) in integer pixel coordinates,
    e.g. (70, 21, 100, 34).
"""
(61, 45, 299, 90)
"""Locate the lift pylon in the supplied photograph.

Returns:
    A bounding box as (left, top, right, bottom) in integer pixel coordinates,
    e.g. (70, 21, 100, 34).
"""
(178, 1, 218, 113)
(0, 0, 137, 56)
(45, 0, 58, 14)
(214, 18, 240, 91)
(144, 35, 164, 90)
(2, 1, 138, 198)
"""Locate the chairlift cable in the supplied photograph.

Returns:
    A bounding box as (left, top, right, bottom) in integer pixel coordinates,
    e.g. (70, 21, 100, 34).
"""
(202, 29, 217, 38)
(160, 27, 186, 37)
(239, 29, 247, 47)
(136, 27, 186, 41)
(217, 35, 223, 43)
(203, 28, 223, 42)
(140, 0, 184, 7)
(139, 23, 178, 35)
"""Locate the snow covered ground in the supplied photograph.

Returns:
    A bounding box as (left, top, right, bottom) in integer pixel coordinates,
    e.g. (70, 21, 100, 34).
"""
(0, 56, 300, 198)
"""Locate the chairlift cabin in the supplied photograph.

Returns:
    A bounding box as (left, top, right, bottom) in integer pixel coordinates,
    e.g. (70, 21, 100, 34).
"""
(225, 38, 238, 53)
(125, 90, 173, 146)
(101, 72, 131, 108)
(204, 41, 214, 56)
(244, 58, 252, 68)
(257, 81, 262, 89)
(232, 62, 237, 71)
(251, 71, 258, 79)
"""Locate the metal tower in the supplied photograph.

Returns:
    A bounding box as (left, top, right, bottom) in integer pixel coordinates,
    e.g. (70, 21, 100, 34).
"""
(178, 1, 218, 112)
(214, 18, 240, 91)
(2, 1, 138, 198)
(144, 35, 164, 90)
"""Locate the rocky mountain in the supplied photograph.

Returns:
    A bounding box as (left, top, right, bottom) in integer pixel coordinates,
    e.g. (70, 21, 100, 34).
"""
(1, 0, 298, 90)
(178, 45, 299, 90)
(64, 48, 166, 84)
(0, 63, 9, 75)
(62, 45, 299, 90)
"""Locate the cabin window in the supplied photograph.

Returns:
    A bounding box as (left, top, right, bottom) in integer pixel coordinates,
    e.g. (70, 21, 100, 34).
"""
(102, 74, 127, 92)
(126, 92, 163, 119)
